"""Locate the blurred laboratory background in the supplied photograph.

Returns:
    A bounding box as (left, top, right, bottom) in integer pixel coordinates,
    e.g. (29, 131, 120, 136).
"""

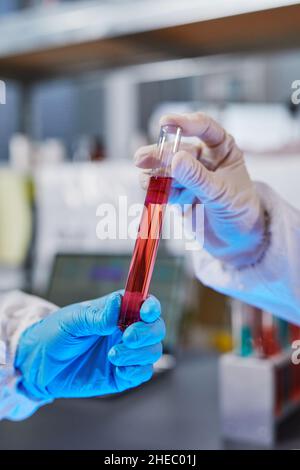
(1, 0, 300, 450)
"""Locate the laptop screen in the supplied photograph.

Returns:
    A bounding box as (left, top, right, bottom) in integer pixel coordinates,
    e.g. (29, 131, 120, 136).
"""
(47, 252, 186, 351)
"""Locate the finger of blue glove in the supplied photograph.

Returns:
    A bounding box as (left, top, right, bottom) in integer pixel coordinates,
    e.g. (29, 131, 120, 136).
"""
(122, 317, 166, 349)
(108, 342, 162, 366)
(115, 364, 153, 385)
(95, 293, 122, 335)
(61, 292, 121, 337)
(139, 295, 161, 323)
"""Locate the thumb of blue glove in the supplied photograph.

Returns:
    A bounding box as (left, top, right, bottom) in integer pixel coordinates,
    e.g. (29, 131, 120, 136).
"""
(64, 292, 120, 336)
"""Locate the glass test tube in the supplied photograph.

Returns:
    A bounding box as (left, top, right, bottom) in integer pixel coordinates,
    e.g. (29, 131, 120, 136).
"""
(231, 300, 266, 357)
(118, 125, 182, 331)
(261, 310, 281, 357)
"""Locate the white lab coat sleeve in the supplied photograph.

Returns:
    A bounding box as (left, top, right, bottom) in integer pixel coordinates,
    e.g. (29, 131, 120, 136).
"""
(0, 290, 58, 421)
(192, 182, 300, 324)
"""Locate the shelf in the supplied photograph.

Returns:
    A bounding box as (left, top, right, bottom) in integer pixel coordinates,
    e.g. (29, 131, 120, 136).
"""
(0, 0, 300, 80)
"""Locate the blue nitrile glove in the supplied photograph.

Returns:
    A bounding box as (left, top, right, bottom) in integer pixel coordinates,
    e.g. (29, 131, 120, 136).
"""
(14, 292, 165, 400)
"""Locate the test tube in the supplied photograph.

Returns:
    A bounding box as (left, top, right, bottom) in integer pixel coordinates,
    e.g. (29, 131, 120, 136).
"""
(261, 310, 281, 357)
(118, 125, 182, 330)
(231, 299, 265, 357)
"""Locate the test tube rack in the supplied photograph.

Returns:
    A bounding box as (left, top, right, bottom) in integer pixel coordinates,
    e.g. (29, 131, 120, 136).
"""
(219, 350, 300, 447)
(219, 302, 300, 447)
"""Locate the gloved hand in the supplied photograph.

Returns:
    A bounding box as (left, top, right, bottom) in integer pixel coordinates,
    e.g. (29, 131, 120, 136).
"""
(14, 292, 165, 400)
(135, 112, 267, 267)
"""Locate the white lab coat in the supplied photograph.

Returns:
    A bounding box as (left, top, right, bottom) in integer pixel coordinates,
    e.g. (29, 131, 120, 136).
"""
(193, 182, 300, 323)
(0, 181, 300, 421)
(0, 291, 56, 421)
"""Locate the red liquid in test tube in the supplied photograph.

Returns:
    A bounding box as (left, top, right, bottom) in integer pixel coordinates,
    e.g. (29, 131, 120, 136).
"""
(118, 125, 182, 331)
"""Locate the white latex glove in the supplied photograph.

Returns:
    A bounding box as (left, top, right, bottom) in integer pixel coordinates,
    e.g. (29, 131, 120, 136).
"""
(134, 112, 268, 267)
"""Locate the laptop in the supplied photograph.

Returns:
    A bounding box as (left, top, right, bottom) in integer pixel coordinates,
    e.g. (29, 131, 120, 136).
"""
(47, 252, 187, 372)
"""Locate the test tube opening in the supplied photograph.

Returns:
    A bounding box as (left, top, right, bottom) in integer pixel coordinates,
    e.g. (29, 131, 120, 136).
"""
(155, 125, 182, 177)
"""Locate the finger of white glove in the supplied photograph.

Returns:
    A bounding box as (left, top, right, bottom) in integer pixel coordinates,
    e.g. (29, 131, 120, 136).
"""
(160, 112, 225, 147)
(160, 113, 244, 171)
(171, 150, 221, 204)
(134, 144, 159, 169)
(136, 114, 238, 172)
(134, 142, 199, 170)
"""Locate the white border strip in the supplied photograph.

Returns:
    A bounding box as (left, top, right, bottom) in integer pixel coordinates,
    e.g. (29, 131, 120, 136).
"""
(0, 80, 6, 105)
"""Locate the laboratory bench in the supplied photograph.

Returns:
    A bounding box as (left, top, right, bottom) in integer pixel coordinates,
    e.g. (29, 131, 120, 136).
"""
(0, 354, 300, 450)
